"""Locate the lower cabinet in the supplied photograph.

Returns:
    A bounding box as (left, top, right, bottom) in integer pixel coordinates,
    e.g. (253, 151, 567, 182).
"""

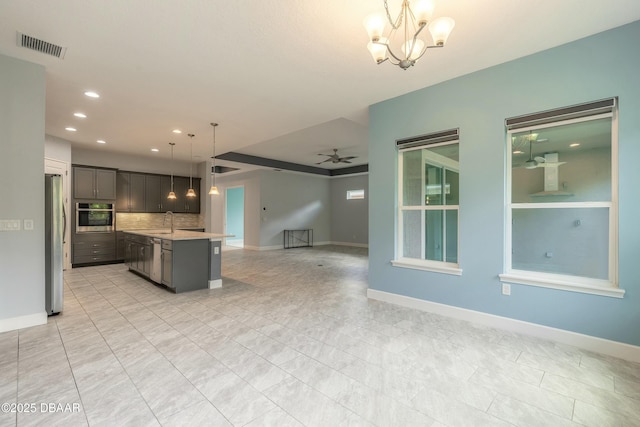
(73, 233, 116, 265)
(124, 233, 210, 293)
(161, 240, 173, 288)
(116, 231, 125, 261)
(124, 235, 151, 276)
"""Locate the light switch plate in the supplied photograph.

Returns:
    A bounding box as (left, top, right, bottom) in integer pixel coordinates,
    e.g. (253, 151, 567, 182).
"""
(502, 283, 511, 296)
(24, 219, 34, 230)
(0, 219, 21, 231)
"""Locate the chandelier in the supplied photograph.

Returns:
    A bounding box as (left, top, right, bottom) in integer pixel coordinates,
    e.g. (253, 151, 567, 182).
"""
(364, 0, 455, 70)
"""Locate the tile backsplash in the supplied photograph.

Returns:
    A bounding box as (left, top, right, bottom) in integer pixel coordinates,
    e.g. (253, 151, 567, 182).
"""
(116, 213, 204, 231)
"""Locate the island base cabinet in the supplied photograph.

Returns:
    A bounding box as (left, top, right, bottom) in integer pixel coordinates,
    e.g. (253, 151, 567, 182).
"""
(161, 240, 173, 288)
(124, 232, 216, 293)
(168, 239, 209, 293)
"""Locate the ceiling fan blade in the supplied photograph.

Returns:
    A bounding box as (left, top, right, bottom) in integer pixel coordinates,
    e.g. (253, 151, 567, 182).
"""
(315, 158, 332, 164)
(534, 156, 546, 163)
(537, 161, 566, 168)
(341, 156, 357, 161)
(340, 160, 352, 164)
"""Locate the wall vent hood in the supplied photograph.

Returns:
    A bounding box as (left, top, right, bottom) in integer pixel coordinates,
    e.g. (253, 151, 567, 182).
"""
(529, 152, 573, 197)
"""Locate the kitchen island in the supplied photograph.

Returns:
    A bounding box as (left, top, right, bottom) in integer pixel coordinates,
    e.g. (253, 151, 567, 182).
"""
(123, 229, 231, 293)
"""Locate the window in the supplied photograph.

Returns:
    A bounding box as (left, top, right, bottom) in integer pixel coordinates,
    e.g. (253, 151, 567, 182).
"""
(347, 189, 365, 200)
(501, 98, 622, 298)
(392, 129, 461, 275)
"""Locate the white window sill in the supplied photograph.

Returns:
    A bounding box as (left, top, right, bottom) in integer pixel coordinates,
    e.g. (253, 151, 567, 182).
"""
(391, 258, 462, 276)
(499, 272, 624, 299)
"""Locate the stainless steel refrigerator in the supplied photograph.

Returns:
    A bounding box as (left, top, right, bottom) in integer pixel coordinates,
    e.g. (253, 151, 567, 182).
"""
(45, 174, 64, 315)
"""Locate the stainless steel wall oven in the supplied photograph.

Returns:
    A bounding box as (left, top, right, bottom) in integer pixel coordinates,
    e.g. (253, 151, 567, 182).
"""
(76, 202, 115, 233)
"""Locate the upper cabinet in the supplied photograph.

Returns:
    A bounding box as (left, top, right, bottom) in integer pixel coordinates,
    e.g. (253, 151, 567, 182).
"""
(74, 166, 116, 200)
(116, 172, 146, 212)
(163, 176, 200, 214)
(113, 172, 200, 214)
(145, 175, 163, 213)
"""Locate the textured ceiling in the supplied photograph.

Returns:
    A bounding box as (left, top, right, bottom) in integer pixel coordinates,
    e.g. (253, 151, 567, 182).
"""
(1, 0, 639, 170)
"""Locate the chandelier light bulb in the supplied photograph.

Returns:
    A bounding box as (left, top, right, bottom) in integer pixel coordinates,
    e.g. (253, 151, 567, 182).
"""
(412, 0, 435, 25)
(367, 38, 389, 63)
(402, 38, 425, 60)
(428, 16, 455, 46)
(363, 14, 386, 41)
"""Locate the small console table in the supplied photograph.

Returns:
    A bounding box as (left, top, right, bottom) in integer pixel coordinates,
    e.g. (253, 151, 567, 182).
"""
(284, 229, 313, 249)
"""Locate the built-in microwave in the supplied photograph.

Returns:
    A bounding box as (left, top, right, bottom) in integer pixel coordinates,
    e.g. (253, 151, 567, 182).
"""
(76, 203, 115, 233)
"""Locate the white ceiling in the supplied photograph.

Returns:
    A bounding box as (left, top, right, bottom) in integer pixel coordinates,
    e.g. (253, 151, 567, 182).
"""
(1, 1, 639, 171)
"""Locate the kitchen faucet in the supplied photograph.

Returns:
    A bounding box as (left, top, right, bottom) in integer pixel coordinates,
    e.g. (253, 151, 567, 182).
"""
(163, 211, 175, 233)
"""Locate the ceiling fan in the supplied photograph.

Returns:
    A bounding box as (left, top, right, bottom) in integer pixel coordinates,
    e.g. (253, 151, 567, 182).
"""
(514, 133, 565, 169)
(316, 148, 357, 165)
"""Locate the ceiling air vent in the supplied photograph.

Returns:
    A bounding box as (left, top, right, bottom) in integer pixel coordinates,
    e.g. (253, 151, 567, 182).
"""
(17, 32, 67, 59)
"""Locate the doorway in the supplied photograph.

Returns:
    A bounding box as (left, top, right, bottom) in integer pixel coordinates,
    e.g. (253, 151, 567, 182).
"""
(225, 186, 244, 248)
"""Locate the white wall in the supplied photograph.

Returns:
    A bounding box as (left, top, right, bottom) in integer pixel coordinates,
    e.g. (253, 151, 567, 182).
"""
(259, 170, 331, 248)
(213, 170, 262, 248)
(210, 169, 335, 249)
(330, 174, 368, 246)
(72, 147, 198, 177)
(0, 54, 47, 331)
(45, 134, 72, 163)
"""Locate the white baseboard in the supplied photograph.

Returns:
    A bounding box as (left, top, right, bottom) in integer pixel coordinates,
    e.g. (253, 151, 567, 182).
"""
(208, 279, 222, 289)
(330, 241, 369, 248)
(0, 312, 48, 333)
(367, 288, 640, 364)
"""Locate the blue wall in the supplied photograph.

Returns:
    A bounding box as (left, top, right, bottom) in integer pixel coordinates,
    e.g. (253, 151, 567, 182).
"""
(368, 21, 640, 346)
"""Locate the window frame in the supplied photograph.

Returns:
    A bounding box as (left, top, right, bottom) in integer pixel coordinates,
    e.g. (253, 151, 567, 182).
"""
(392, 135, 462, 276)
(500, 109, 622, 298)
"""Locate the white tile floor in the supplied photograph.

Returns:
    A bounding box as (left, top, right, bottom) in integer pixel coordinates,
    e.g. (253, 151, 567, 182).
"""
(1, 245, 639, 426)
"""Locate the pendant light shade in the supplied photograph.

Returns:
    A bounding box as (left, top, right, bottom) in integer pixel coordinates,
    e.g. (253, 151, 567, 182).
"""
(186, 133, 196, 198)
(168, 142, 177, 200)
(209, 122, 219, 196)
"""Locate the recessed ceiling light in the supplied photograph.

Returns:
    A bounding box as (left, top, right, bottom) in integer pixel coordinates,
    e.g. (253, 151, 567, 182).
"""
(84, 91, 100, 98)
(172, 129, 182, 134)
(65, 127, 77, 132)
(151, 148, 159, 152)
(570, 143, 580, 147)
(513, 150, 524, 154)
(96, 140, 106, 144)
(73, 112, 87, 118)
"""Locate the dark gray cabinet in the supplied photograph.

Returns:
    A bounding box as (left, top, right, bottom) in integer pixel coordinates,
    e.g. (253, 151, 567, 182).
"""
(116, 231, 125, 260)
(170, 176, 200, 213)
(124, 234, 151, 275)
(115, 171, 200, 214)
(186, 178, 201, 213)
(73, 232, 116, 265)
(116, 172, 145, 212)
(145, 175, 162, 213)
(74, 166, 116, 200)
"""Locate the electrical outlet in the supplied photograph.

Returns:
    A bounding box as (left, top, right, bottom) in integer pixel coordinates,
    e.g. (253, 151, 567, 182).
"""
(502, 283, 511, 296)
(24, 219, 34, 230)
(214, 246, 219, 255)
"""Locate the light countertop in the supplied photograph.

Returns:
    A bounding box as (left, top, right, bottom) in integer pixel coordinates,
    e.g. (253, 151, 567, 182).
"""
(123, 229, 233, 241)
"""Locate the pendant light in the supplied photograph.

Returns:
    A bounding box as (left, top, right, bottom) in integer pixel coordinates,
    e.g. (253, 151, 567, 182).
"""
(209, 122, 219, 195)
(167, 142, 177, 200)
(186, 133, 197, 198)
